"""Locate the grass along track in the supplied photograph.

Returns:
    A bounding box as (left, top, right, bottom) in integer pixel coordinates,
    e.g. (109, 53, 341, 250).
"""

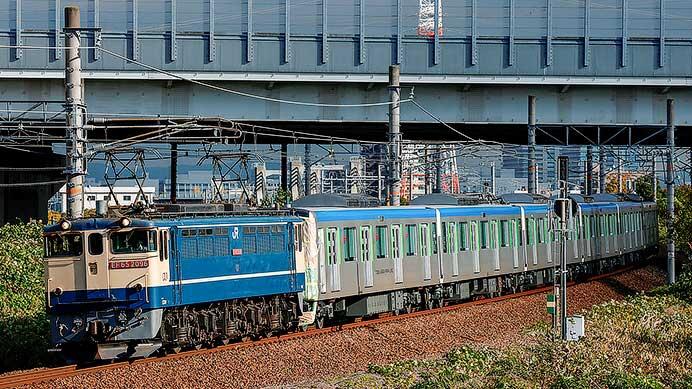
(0, 265, 641, 388)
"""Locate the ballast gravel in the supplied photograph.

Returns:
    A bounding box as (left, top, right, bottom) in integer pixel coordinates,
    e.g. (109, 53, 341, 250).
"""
(27, 266, 665, 389)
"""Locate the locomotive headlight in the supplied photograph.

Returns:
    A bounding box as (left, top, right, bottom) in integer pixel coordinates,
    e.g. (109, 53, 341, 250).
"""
(53, 287, 63, 296)
(59, 220, 71, 231)
(119, 217, 131, 228)
(132, 283, 143, 292)
(73, 317, 83, 329)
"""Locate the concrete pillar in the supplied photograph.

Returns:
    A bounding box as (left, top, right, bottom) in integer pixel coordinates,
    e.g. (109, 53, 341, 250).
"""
(289, 157, 304, 200)
(64, 6, 86, 218)
(254, 163, 267, 205)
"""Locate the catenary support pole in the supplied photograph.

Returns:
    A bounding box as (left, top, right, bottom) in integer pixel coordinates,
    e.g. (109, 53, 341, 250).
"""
(617, 147, 623, 192)
(528, 95, 537, 194)
(388, 65, 401, 206)
(64, 6, 86, 218)
(281, 143, 288, 193)
(435, 144, 442, 193)
(666, 99, 676, 284)
(598, 135, 606, 194)
(490, 161, 496, 196)
(170, 143, 178, 203)
(653, 157, 657, 201)
(304, 144, 311, 195)
(586, 146, 593, 195)
(424, 146, 430, 194)
(557, 156, 569, 340)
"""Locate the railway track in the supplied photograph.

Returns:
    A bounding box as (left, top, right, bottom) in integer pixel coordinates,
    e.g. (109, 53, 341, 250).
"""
(0, 265, 638, 388)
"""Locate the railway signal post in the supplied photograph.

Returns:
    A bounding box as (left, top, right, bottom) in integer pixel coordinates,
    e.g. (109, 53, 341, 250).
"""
(64, 6, 87, 219)
(557, 156, 570, 340)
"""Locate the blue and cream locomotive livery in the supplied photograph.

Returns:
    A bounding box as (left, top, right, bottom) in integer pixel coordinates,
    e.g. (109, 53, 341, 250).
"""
(44, 214, 307, 359)
(44, 194, 657, 360)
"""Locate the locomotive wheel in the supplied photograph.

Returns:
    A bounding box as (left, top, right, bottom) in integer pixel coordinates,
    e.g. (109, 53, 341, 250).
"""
(298, 324, 309, 332)
(314, 316, 325, 329)
(405, 304, 414, 314)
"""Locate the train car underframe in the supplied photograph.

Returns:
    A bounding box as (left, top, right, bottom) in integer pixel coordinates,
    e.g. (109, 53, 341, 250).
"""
(314, 247, 655, 326)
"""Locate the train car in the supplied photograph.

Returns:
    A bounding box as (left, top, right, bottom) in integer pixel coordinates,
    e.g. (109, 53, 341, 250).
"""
(44, 213, 306, 360)
(294, 194, 657, 326)
(43, 194, 657, 360)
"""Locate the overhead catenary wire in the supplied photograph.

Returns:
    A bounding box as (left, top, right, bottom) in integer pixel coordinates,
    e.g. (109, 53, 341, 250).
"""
(0, 179, 65, 187)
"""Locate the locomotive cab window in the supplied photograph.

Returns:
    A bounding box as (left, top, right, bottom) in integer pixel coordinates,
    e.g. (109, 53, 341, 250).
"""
(88, 233, 103, 255)
(110, 229, 157, 254)
(45, 233, 83, 258)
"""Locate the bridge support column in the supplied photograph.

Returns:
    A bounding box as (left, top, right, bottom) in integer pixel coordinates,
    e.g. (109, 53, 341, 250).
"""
(527, 95, 537, 194)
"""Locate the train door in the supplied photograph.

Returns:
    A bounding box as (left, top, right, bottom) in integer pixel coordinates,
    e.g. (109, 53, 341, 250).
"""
(470, 221, 480, 273)
(510, 219, 519, 268)
(360, 226, 374, 288)
(326, 227, 341, 292)
(391, 225, 403, 284)
(530, 218, 538, 266)
(449, 222, 459, 276)
(490, 221, 500, 271)
(317, 228, 327, 293)
(85, 231, 110, 299)
(420, 223, 432, 281)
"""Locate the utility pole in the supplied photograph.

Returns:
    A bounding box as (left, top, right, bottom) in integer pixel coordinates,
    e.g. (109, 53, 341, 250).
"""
(598, 147, 606, 194)
(652, 157, 657, 201)
(170, 143, 178, 203)
(585, 146, 593, 195)
(424, 146, 430, 194)
(64, 6, 86, 219)
(557, 156, 569, 340)
(490, 161, 496, 195)
(666, 99, 676, 284)
(388, 65, 402, 206)
(435, 144, 442, 193)
(281, 143, 288, 193)
(617, 147, 623, 193)
(528, 95, 537, 194)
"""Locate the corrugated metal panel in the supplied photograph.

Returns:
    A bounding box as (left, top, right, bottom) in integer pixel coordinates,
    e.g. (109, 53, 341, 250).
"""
(444, 0, 471, 37)
(215, 0, 243, 35)
(139, 0, 167, 33)
(515, 0, 547, 38)
(23, 0, 52, 30)
(667, 0, 692, 38)
(553, 0, 584, 37)
(400, 0, 419, 35)
(290, 0, 321, 35)
(629, 0, 659, 37)
(364, 0, 395, 37)
(0, 2, 16, 33)
(478, 0, 508, 37)
(100, 0, 128, 32)
(591, 0, 621, 38)
(254, 0, 283, 34)
(327, 1, 357, 35)
(177, 0, 207, 33)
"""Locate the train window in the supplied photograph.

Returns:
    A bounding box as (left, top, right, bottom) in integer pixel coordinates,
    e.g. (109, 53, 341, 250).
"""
(537, 219, 545, 244)
(448, 222, 457, 253)
(326, 228, 338, 265)
(441, 222, 448, 253)
(432, 223, 438, 254)
(214, 227, 229, 236)
(182, 229, 196, 237)
(88, 233, 103, 255)
(480, 221, 489, 249)
(420, 223, 430, 256)
(527, 219, 535, 246)
(405, 224, 417, 256)
(110, 230, 157, 254)
(45, 233, 83, 258)
(272, 225, 285, 233)
(244, 226, 257, 234)
(342, 227, 356, 262)
(198, 228, 213, 236)
(361, 226, 372, 261)
(294, 225, 303, 252)
(459, 222, 468, 251)
(375, 225, 388, 259)
(160, 230, 169, 261)
(489, 221, 497, 249)
(500, 220, 509, 247)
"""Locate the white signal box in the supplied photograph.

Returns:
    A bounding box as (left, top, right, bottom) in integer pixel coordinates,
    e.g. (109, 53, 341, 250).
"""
(566, 315, 585, 341)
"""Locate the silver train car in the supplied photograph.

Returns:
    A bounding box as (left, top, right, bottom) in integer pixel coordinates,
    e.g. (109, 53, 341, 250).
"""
(295, 193, 657, 326)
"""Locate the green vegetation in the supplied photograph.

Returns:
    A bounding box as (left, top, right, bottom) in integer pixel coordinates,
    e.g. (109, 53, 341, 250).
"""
(341, 270, 692, 389)
(0, 221, 55, 372)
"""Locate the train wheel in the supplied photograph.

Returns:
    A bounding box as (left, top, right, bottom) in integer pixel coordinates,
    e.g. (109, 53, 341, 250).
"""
(314, 316, 325, 329)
